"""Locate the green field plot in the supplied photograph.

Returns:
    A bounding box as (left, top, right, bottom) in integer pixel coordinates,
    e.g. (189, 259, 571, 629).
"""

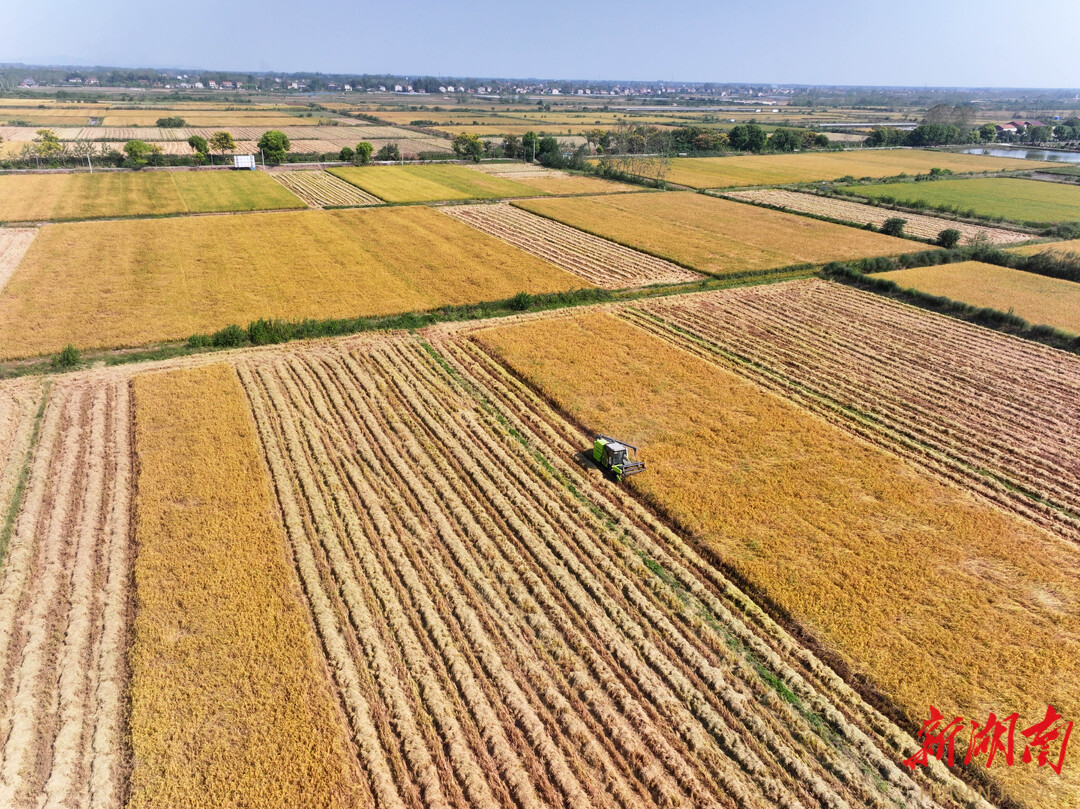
(845, 177, 1080, 225)
(0, 171, 305, 223)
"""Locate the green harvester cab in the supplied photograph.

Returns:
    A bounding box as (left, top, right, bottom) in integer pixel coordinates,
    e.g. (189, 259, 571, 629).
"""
(592, 434, 646, 482)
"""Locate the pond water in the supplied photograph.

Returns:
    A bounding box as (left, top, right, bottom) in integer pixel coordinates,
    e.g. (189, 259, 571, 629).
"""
(960, 146, 1080, 164)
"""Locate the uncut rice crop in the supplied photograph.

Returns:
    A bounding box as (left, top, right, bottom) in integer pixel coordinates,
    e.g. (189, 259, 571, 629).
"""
(128, 363, 363, 808)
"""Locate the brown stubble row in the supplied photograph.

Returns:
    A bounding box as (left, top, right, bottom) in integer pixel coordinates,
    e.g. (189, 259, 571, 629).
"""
(237, 335, 982, 809)
(0, 377, 130, 809)
(631, 279, 1080, 541)
(441, 202, 702, 289)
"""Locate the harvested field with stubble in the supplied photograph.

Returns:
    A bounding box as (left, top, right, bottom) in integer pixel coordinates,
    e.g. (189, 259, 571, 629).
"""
(877, 261, 1080, 334)
(515, 191, 918, 276)
(271, 170, 383, 207)
(0, 228, 37, 292)
(129, 363, 364, 809)
(0, 206, 587, 359)
(236, 333, 983, 809)
(723, 189, 1031, 244)
(478, 307, 1080, 808)
(0, 376, 131, 809)
(442, 202, 702, 287)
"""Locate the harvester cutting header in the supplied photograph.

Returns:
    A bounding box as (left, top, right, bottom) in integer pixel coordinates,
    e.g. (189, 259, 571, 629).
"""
(592, 435, 646, 482)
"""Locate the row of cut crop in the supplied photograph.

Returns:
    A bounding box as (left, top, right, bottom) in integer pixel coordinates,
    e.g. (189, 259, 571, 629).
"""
(0, 377, 130, 809)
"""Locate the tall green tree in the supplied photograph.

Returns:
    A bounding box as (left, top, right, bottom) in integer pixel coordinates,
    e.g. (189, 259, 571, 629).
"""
(209, 131, 236, 157)
(123, 139, 162, 168)
(34, 128, 63, 160)
(257, 130, 291, 164)
(452, 132, 484, 161)
(354, 141, 374, 164)
(187, 134, 209, 163)
(375, 143, 400, 161)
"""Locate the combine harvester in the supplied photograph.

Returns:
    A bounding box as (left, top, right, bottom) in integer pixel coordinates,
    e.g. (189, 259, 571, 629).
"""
(592, 434, 646, 482)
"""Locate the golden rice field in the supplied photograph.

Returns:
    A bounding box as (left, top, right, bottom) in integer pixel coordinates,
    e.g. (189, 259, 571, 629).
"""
(477, 305, 1080, 808)
(515, 191, 917, 275)
(0, 171, 305, 223)
(129, 364, 363, 808)
(0, 206, 588, 358)
(633, 149, 1051, 189)
(233, 332, 980, 809)
(329, 164, 546, 202)
(877, 260, 1080, 334)
(1009, 236, 1080, 257)
(0, 335, 991, 809)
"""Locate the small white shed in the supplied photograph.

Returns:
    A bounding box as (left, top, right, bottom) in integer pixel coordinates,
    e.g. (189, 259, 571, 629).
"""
(233, 155, 256, 170)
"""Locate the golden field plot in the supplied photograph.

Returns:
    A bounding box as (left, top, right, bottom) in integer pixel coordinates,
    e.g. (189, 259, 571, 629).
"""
(234, 333, 981, 809)
(271, 170, 383, 207)
(0, 171, 304, 223)
(1009, 236, 1080, 257)
(467, 163, 633, 194)
(329, 164, 545, 202)
(635, 278, 1080, 541)
(634, 149, 1051, 189)
(0, 376, 130, 808)
(0, 228, 37, 292)
(478, 307, 1080, 807)
(847, 177, 1080, 226)
(0, 206, 587, 358)
(877, 261, 1080, 334)
(443, 202, 701, 287)
(724, 189, 1031, 245)
(129, 364, 362, 808)
(515, 191, 916, 275)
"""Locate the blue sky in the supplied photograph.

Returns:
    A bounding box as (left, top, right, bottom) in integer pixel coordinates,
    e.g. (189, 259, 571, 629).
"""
(4, 0, 1080, 88)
